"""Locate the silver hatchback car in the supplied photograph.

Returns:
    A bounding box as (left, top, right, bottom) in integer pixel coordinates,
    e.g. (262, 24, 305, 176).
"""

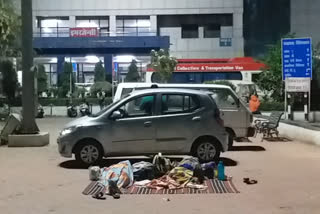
(58, 88, 228, 165)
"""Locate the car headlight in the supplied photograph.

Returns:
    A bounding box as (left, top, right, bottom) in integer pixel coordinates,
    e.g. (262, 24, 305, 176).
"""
(60, 126, 78, 136)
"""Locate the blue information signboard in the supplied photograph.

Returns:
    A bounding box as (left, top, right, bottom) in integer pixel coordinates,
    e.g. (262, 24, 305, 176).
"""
(282, 38, 312, 80)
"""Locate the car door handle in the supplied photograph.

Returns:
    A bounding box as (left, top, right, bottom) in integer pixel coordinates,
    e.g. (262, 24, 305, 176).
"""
(192, 116, 201, 121)
(144, 121, 152, 127)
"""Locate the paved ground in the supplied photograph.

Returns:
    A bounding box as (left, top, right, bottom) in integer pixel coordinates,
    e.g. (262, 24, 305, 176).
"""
(1, 118, 320, 214)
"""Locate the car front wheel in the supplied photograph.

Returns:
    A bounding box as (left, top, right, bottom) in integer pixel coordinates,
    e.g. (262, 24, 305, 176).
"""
(75, 141, 103, 166)
(193, 140, 221, 162)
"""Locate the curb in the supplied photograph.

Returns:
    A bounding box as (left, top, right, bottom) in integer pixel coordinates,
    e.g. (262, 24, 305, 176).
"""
(278, 122, 320, 146)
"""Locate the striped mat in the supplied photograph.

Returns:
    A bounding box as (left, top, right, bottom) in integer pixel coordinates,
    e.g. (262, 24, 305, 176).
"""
(83, 178, 239, 195)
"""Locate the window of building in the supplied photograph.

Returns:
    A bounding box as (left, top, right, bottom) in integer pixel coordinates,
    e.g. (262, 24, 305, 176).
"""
(202, 72, 243, 81)
(181, 25, 199, 38)
(76, 16, 109, 36)
(37, 16, 69, 37)
(116, 16, 151, 36)
(77, 63, 96, 83)
(161, 94, 200, 114)
(204, 25, 221, 38)
(43, 64, 57, 86)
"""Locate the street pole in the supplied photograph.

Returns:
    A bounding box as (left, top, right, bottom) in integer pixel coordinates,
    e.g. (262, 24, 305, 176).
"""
(70, 72, 72, 103)
(20, 0, 39, 134)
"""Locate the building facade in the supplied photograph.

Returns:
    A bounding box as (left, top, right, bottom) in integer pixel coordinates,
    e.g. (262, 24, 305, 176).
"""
(291, 0, 320, 45)
(31, 0, 244, 85)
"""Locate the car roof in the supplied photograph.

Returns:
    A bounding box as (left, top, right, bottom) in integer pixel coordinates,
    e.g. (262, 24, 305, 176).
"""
(117, 82, 231, 90)
(128, 88, 212, 97)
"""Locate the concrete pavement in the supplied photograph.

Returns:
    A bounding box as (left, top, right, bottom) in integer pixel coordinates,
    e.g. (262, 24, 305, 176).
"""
(1, 118, 320, 214)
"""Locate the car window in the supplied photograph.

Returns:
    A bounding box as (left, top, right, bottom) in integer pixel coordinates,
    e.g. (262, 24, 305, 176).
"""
(120, 88, 133, 99)
(117, 95, 155, 118)
(209, 89, 237, 109)
(161, 94, 200, 115)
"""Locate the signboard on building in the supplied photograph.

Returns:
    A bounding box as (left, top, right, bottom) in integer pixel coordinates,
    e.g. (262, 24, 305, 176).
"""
(220, 38, 232, 47)
(282, 38, 312, 80)
(285, 77, 310, 92)
(70, 28, 98, 37)
(175, 63, 262, 72)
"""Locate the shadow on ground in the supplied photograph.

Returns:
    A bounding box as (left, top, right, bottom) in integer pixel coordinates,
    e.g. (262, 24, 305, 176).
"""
(59, 156, 238, 169)
(263, 137, 292, 142)
(235, 137, 252, 143)
(230, 145, 266, 152)
(59, 157, 179, 170)
(219, 157, 237, 167)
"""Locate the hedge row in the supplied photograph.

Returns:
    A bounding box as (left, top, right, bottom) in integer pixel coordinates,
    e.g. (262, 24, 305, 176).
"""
(259, 101, 284, 111)
(39, 97, 112, 106)
(0, 97, 113, 107)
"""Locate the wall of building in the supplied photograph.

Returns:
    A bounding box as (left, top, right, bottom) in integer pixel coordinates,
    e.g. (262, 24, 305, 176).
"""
(160, 27, 243, 58)
(32, 0, 242, 15)
(32, 0, 244, 59)
(291, 0, 320, 45)
(243, 0, 290, 58)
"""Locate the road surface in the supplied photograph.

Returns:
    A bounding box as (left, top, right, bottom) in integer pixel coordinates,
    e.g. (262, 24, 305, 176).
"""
(1, 118, 320, 214)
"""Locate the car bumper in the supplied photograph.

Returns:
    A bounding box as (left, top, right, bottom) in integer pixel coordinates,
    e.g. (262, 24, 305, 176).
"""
(57, 136, 73, 158)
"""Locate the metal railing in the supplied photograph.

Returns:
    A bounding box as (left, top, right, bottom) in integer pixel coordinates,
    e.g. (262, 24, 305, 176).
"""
(33, 29, 157, 38)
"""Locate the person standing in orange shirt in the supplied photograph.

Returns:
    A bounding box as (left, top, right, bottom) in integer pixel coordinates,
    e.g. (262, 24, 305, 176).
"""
(249, 94, 261, 114)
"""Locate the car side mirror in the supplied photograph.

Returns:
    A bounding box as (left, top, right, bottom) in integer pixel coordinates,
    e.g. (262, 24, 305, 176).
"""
(110, 110, 122, 120)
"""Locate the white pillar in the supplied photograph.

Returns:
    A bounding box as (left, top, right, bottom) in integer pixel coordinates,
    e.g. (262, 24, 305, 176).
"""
(33, 16, 37, 36)
(233, 8, 244, 56)
(233, 9, 243, 38)
(150, 15, 157, 35)
(199, 26, 204, 38)
(110, 15, 116, 36)
(70, 16, 76, 28)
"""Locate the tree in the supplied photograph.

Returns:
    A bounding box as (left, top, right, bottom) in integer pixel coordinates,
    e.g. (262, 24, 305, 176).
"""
(0, 0, 20, 58)
(311, 42, 320, 110)
(125, 60, 140, 82)
(0, 60, 18, 102)
(256, 36, 320, 105)
(37, 64, 48, 94)
(94, 60, 105, 82)
(58, 62, 75, 97)
(255, 40, 284, 102)
(150, 49, 178, 83)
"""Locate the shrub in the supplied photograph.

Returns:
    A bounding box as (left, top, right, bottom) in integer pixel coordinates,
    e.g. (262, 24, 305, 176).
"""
(90, 81, 112, 97)
(94, 61, 105, 82)
(0, 60, 18, 102)
(125, 60, 140, 82)
(37, 64, 48, 94)
(57, 62, 75, 97)
(259, 101, 284, 111)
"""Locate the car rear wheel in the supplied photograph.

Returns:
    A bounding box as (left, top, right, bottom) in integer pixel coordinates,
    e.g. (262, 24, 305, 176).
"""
(193, 139, 221, 162)
(75, 141, 103, 166)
